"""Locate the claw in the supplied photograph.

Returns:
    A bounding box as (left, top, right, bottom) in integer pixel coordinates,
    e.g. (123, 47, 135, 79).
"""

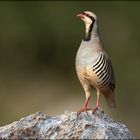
(77, 108, 92, 116)
(92, 106, 99, 114)
(77, 108, 87, 116)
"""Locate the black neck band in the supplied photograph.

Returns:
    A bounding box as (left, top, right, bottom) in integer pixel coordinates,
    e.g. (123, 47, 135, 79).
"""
(84, 20, 94, 41)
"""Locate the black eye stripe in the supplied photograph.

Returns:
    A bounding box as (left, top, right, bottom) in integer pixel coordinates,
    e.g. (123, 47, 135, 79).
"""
(82, 12, 96, 41)
(82, 12, 89, 16)
(82, 12, 95, 22)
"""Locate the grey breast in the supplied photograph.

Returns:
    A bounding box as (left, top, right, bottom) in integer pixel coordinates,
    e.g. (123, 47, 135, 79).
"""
(76, 41, 99, 68)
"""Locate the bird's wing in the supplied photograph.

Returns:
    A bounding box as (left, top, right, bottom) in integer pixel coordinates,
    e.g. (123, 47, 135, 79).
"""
(104, 51, 115, 92)
(91, 50, 115, 92)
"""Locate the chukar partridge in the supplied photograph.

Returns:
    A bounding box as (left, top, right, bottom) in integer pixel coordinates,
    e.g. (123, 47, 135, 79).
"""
(76, 11, 115, 114)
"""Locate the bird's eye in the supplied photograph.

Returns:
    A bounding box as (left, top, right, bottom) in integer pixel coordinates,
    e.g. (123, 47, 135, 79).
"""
(83, 13, 90, 17)
(85, 13, 89, 17)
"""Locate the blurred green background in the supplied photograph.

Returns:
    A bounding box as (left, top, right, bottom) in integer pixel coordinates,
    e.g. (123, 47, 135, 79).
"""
(0, 1, 140, 138)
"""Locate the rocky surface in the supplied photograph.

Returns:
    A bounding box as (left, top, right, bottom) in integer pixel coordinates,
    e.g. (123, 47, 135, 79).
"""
(0, 108, 134, 139)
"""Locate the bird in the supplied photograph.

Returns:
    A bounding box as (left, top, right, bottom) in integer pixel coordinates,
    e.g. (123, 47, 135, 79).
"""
(76, 11, 115, 114)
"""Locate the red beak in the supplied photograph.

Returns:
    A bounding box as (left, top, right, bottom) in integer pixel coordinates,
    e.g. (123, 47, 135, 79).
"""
(77, 13, 83, 18)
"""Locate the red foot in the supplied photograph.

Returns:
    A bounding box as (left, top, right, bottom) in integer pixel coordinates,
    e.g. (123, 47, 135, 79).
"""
(92, 106, 99, 114)
(77, 96, 91, 116)
(77, 108, 87, 116)
(77, 108, 92, 116)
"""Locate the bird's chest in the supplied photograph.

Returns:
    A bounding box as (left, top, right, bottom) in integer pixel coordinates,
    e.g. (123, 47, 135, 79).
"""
(76, 45, 98, 67)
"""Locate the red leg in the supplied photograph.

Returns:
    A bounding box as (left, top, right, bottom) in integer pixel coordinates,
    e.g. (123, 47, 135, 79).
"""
(83, 96, 90, 110)
(77, 96, 90, 115)
(92, 91, 100, 114)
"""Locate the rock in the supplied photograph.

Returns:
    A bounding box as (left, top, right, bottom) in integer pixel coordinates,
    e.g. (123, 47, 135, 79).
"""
(0, 108, 135, 139)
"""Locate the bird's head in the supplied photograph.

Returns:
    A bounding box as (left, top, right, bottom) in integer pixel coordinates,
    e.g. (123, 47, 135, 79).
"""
(77, 11, 97, 26)
(77, 11, 98, 41)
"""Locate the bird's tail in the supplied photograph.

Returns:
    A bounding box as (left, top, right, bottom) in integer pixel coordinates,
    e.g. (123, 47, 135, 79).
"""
(103, 90, 115, 108)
